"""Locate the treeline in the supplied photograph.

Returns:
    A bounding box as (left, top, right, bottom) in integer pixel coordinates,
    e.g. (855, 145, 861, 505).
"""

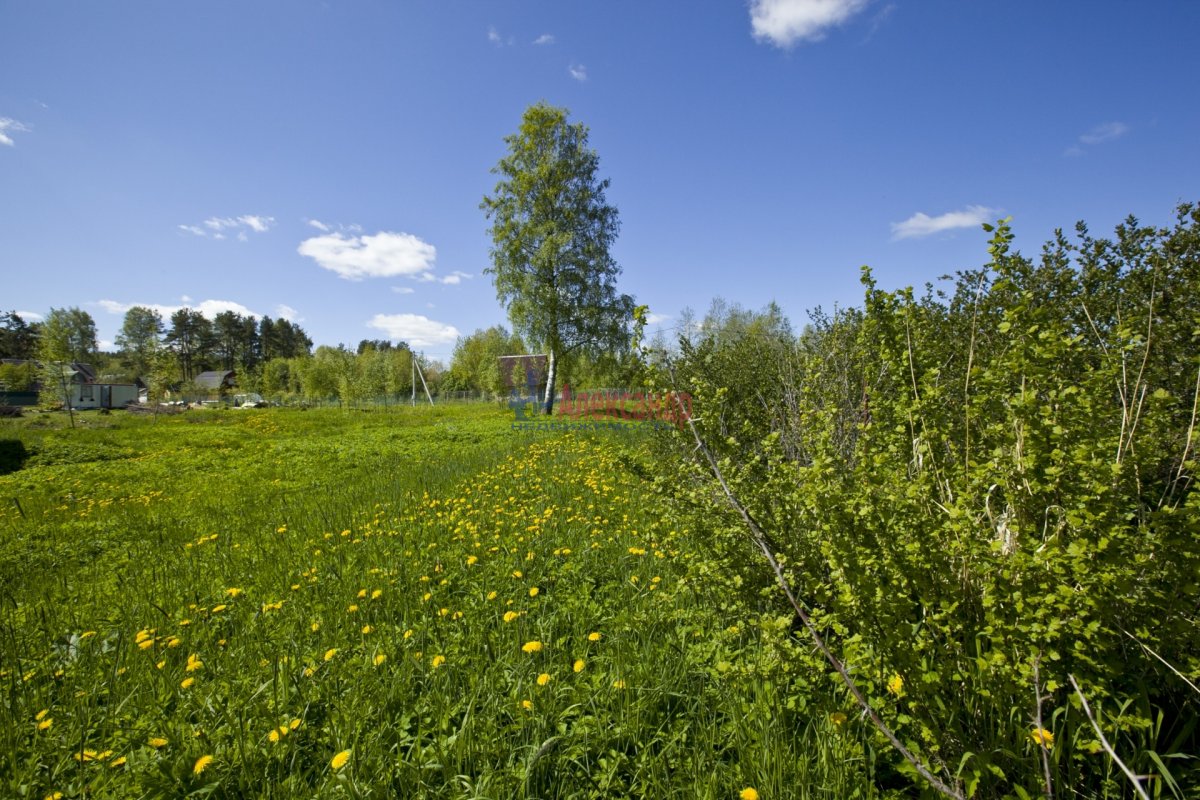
(651, 203, 1200, 797)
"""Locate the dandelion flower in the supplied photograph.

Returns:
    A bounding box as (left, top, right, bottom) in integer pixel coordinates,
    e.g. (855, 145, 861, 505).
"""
(180, 677, 195, 689)
(522, 640, 543, 653)
(226, 588, 242, 598)
(587, 632, 601, 642)
(109, 756, 127, 768)
(503, 611, 520, 623)
(371, 589, 383, 599)
(211, 604, 227, 613)
(740, 789, 759, 800)
(528, 587, 539, 597)
(38, 718, 53, 731)
(45, 792, 63, 799)
(887, 674, 904, 696)
(373, 653, 387, 666)
(573, 659, 586, 673)
(361, 625, 374, 634)
(289, 718, 302, 730)
(431, 655, 446, 668)
(186, 653, 203, 672)
(323, 648, 338, 662)
(537, 672, 551, 686)
(137, 638, 155, 650)
(330, 749, 351, 771)
(830, 712, 848, 726)
(521, 699, 533, 710)
(1030, 728, 1054, 748)
(148, 737, 168, 748)
(467, 556, 478, 565)
(486, 591, 498, 601)
(612, 679, 626, 689)
(36, 709, 49, 721)
(193, 754, 213, 775)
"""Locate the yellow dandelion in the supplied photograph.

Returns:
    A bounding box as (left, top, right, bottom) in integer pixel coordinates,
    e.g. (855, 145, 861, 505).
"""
(1030, 728, 1054, 748)
(310, 622, 320, 632)
(612, 679, 626, 689)
(371, 589, 383, 599)
(137, 638, 155, 650)
(211, 604, 227, 613)
(522, 640, 543, 653)
(887, 674, 904, 696)
(486, 591, 498, 601)
(830, 712, 848, 726)
(226, 588, 242, 597)
(186, 653, 203, 672)
(38, 717, 53, 731)
(431, 655, 446, 668)
(403, 629, 414, 639)
(109, 756, 127, 768)
(289, 718, 302, 730)
(323, 648, 338, 662)
(537, 672, 551, 686)
(467, 556, 478, 565)
(357, 589, 367, 599)
(148, 736, 168, 748)
(362, 625, 375, 634)
(35, 709, 49, 721)
(528, 587, 540, 597)
(587, 632, 601, 642)
(180, 677, 195, 689)
(347, 604, 359, 613)
(193, 754, 213, 775)
(740, 789, 760, 800)
(573, 659, 586, 673)
(521, 699, 533, 710)
(44, 793, 63, 800)
(503, 611, 520, 623)
(330, 749, 351, 771)
(373, 653, 387, 666)
(512, 570, 523, 578)
(268, 729, 281, 743)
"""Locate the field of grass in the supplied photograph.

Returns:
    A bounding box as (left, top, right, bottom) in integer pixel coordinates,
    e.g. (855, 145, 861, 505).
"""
(0, 405, 878, 799)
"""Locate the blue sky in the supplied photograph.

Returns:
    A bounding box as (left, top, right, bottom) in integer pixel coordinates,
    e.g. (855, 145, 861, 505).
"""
(3, 1, 1199, 361)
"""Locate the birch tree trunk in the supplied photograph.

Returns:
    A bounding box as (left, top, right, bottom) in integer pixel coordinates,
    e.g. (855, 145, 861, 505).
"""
(542, 350, 557, 415)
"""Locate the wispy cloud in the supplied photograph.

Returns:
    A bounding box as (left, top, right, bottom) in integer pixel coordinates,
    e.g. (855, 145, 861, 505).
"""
(750, 0, 870, 47)
(298, 230, 438, 281)
(439, 271, 472, 285)
(367, 313, 460, 348)
(96, 298, 262, 319)
(0, 118, 31, 147)
(15, 310, 44, 322)
(275, 304, 301, 322)
(568, 63, 588, 81)
(487, 25, 514, 46)
(391, 286, 415, 295)
(646, 313, 672, 326)
(533, 33, 555, 45)
(891, 205, 998, 240)
(1079, 121, 1129, 145)
(179, 215, 275, 239)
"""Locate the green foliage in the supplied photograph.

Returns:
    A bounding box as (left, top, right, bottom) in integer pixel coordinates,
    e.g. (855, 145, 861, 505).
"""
(115, 306, 165, 380)
(444, 326, 525, 396)
(655, 203, 1200, 798)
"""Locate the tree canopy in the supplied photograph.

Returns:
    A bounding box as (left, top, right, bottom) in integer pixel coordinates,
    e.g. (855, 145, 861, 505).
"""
(482, 102, 634, 413)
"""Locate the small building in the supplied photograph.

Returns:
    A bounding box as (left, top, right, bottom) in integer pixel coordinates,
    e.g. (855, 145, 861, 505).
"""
(195, 370, 237, 393)
(70, 382, 139, 410)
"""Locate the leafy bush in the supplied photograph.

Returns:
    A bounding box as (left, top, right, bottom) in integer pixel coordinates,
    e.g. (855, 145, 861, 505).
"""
(655, 203, 1200, 798)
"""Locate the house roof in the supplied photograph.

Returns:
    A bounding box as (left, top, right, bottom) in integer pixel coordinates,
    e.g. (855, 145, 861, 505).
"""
(195, 370, 236, 389)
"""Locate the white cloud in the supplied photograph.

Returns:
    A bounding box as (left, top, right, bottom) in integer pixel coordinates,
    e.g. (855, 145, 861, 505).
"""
(488, 25, 502, 43)
(95, 299, 262, 320)
(533, 33, 555, 45)
(0, 117, 31, 147)
(181, 215, 274, 239)
(391, 286, 415, 294)
(1079, 121, 1129, 145)
(275, 304, 301, 322)
(440, 271, 472, 285)
(891, 205, 998, 240)
(749, 0, 869, 47)
(646, 313, 672, 326)
(307, 219, 330, 232)
(98, 339, 115, 351)
(569, 63, 588, 81)
(298, 230, 438, 281)
(15, 310, 44, 322)
(367, 313, 460, 348)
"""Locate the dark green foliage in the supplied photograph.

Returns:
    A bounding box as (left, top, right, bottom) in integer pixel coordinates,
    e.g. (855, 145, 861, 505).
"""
(656, 203, 1200, 798)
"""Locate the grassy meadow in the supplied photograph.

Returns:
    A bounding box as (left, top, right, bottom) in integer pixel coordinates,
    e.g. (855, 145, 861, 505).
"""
(0, 405, 874, 799)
